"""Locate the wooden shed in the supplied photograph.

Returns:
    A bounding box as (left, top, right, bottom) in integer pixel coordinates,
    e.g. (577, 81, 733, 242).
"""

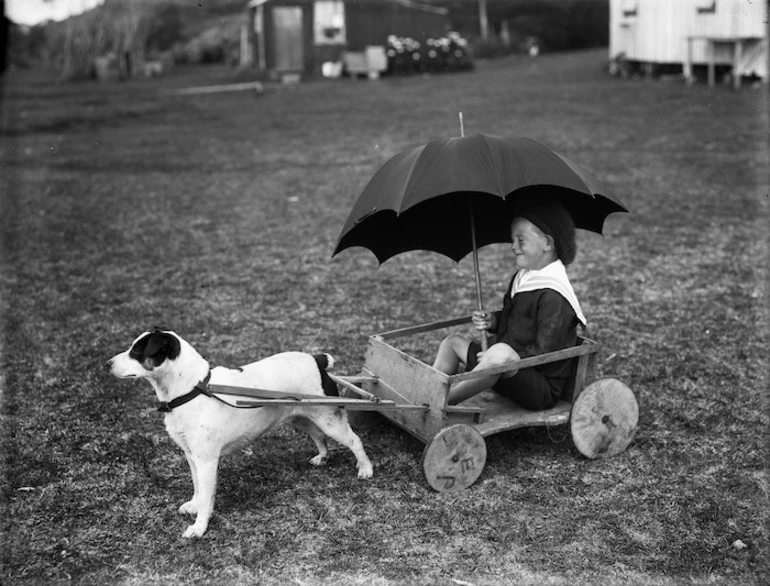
(609, 0, 767, 82)
(245, 0, 450, 79)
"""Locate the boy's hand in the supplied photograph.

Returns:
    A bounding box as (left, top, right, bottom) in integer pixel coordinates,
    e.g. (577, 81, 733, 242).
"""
(471, 310, 495, 331)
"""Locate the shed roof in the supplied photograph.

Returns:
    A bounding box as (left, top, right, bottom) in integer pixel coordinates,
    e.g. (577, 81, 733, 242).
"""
(246, 0, 448, 16)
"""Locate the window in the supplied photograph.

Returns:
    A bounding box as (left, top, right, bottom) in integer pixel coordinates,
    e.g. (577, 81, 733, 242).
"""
(621, 0, 638, 17)
(314, 1, 345, 45)
(253, 7, 263, 34)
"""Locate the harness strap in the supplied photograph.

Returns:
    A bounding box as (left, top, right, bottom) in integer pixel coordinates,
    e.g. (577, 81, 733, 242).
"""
(157, 372, 212, 413)
(157, 371, 264, 412)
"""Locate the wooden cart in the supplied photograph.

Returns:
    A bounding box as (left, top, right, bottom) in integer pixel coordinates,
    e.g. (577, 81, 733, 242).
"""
(214, 316, 639, 492)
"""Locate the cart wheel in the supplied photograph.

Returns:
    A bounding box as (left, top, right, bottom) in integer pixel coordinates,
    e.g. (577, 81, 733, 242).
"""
(422, 424, 487, 492)
(571, 378, 638, 459)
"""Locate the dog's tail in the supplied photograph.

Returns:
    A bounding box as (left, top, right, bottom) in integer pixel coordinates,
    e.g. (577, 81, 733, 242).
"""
(313, 353, 339, 397)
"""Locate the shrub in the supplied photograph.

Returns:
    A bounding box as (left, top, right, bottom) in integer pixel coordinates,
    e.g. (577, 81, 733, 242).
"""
(385, 32, 473, 76)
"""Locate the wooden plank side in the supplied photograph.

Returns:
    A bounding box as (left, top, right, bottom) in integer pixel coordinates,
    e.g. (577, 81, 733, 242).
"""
(445, 404, 487, 425)
(364, 336, 450, 405)
(573, 353, 590, 401)
(375, 312, 506, 340)
(463, 390, 572, 437)
(449, 340, 599, 384)
(363, 336, 451, 442)
(375, 316, 472, 340)
(358, 376, 447, 441)
(572, 350, 598, 404)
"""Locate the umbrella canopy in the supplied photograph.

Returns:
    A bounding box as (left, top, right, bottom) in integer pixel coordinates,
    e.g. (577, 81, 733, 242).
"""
(333, 133, 628, 264)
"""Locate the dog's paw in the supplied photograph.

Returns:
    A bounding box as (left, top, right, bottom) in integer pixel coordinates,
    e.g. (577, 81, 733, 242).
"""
(178, 501, 197, 516)
(183, 522, 207, 539)
(357, 462, 374, 479)
(309, 454, 328, 467)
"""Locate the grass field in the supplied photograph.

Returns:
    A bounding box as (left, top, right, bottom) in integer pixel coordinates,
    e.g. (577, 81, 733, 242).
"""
(1, 51, 768, 585)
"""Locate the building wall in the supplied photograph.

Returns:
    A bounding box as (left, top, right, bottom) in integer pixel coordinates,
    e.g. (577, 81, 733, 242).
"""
(610, 0, 767, 75)
(249, 0, 450, 77)
(344, 1, 449, 51)
(264, 1, 315, 74)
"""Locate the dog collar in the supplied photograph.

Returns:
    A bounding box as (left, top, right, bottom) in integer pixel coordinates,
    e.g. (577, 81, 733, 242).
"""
(157, 371, 212, 413)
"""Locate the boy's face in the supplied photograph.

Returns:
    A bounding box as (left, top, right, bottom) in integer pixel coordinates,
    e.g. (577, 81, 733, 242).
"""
(510, 218, 555, 271)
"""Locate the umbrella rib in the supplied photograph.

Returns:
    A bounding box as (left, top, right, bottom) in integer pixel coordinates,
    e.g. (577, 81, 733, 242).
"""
(395, 141, 445, 213)
(477, 134, 506, 196)
(529, 139, 602, 197)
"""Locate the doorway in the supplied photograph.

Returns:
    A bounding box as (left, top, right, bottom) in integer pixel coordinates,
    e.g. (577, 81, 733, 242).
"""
(272, 7, 304, 71)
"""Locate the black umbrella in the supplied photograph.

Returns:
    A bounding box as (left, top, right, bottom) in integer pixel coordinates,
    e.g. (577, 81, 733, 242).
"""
(333, 132, 628, 338)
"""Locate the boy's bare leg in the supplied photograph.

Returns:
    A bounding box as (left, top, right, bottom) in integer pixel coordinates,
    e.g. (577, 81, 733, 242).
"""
(432, 333, 471, 374)
(448, 374, 501, 404)
(447, 343, 521, 405)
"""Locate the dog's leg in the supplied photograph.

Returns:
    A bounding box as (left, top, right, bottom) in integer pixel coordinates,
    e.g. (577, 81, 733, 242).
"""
(178, 452, 199, 516)
(182, 456, 220, 539)
(308, 409, 374, 479)
(292, 417, 330, 466)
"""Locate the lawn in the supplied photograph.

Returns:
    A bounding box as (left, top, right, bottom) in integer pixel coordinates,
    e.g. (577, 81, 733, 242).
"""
(1, 51, 768, 585)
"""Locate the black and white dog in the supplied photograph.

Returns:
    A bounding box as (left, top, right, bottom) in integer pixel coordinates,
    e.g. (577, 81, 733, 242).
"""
(107, 329, 373, 538)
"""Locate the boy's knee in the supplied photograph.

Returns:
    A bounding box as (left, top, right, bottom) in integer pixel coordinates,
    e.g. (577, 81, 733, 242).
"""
(478, 343, 519, 367)
(434, 333, 472, 374)
(440, 333, 469, 353)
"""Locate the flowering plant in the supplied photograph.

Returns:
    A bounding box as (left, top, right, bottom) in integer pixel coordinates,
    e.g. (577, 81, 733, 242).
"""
(385, 32, 473, 75)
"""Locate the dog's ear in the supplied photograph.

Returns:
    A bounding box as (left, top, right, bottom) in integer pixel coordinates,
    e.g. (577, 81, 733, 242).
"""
(144, 331, 181, 362)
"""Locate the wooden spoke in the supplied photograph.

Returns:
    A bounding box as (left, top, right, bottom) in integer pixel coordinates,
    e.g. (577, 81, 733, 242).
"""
(422, 424, 487, 492)
(570, 378, 638, 459)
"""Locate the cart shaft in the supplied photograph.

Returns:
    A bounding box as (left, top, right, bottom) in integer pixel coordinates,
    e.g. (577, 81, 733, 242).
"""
(232, 397, 427, 410)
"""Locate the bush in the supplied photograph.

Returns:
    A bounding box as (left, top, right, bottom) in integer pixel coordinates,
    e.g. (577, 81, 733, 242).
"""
(6, 22, 49, 69)
(385, 32, 473, 76)
(470, 38, 515, 60)
(172, 26, 236, 65)
(145, 3, 184, 53)
(448, 0, 609, 54)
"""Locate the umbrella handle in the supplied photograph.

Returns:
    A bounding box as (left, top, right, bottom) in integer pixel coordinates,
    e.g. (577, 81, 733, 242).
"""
(469, 204, 488, 352)
(461, 114, 487, 351)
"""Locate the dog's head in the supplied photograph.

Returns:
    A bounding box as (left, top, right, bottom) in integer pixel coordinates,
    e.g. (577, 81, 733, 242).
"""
(108, 329, 182, 379)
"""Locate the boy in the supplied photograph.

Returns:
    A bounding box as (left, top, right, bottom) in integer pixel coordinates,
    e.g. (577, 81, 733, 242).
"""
(433, 202, 586, 410)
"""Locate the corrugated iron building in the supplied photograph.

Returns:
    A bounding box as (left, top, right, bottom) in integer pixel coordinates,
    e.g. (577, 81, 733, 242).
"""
(609, 0, 767, 80)
(246, 0, 450, 78)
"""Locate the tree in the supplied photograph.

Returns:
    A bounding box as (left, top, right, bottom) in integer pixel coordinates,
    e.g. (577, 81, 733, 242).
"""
(40, 0, 153, 79)
(145, 3, 184, 53)
(109, 0, 150, 77)
(479, 0, 490, 40)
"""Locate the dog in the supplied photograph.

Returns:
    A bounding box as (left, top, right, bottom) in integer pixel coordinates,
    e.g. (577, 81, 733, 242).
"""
(107, 329, 373, 538)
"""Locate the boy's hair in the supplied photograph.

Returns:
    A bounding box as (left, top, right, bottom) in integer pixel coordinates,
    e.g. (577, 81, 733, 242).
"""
(516, 203, 577, 265)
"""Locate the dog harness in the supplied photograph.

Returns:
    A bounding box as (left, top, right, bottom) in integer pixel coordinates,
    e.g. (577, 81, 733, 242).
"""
(157, 372, 213, 413)
(156, 371, 265, 413)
